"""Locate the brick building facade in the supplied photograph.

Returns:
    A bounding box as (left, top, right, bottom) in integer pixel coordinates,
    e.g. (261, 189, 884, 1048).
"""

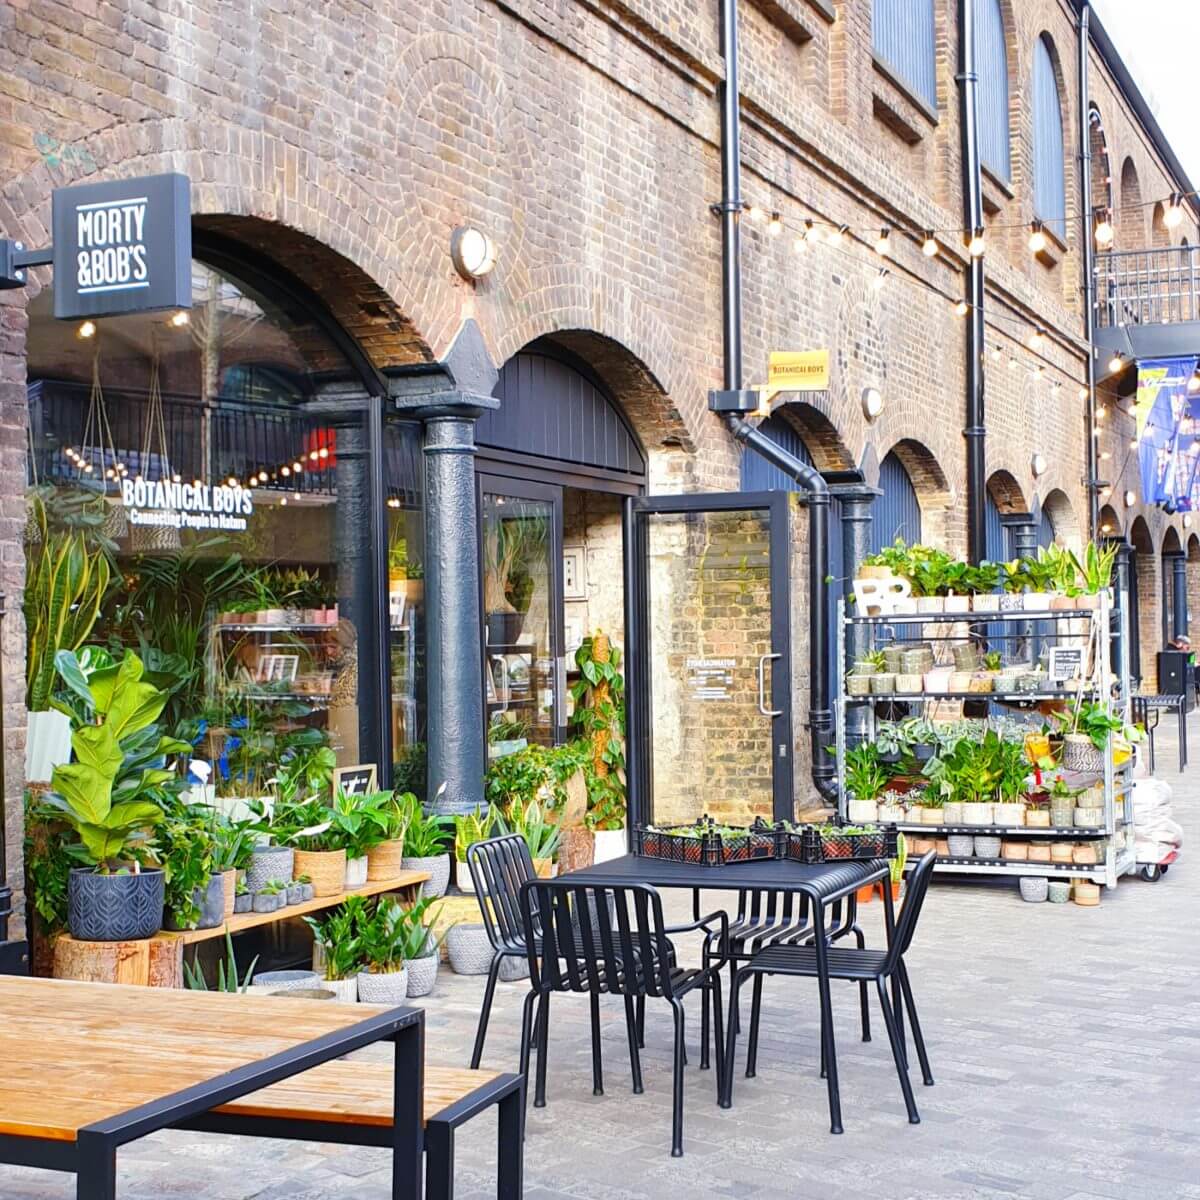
(1, 0, 1196, 936)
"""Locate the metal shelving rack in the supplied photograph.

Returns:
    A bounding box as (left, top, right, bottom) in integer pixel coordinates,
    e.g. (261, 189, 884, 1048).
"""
(833, 589, 1135, 888)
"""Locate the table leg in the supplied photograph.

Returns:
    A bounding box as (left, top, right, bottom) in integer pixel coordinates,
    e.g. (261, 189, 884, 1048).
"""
(391, 1019, 424, 1200)
(497, 1081, 524, 1200)
(424, 1123, 454, 1200)
(811, 900, 842, 1135)
(75, 1131, 116, 1200)
(1179, 702, 1187, 771)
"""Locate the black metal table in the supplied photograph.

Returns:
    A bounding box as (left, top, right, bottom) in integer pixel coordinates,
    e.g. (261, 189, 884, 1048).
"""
(1133, 692, 1188, 773)
(559, 853, 891, 1133)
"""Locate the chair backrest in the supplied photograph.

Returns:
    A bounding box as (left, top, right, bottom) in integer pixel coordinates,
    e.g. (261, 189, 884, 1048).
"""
(884, 850, 937, 972)
(519, 878, 676, 1000)
(467, 834, 536, 950)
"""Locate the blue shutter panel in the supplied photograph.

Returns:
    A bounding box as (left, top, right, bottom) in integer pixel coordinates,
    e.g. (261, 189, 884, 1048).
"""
(873, 0, 937, 110)
(1033, 37, 1066, 239)
(871, 452, 922, 553)
(975, 0, 1010, 180)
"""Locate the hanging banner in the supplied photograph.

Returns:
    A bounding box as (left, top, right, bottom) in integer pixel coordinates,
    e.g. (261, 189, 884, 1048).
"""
(1134, 356, 1200, 509)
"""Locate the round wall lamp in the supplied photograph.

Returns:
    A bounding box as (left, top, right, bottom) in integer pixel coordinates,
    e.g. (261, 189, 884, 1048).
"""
(1184, 514, 1193, 529)
(450, 226, 497, 280)
(1124, 489, 1137, 508)
(1031, 452, 1047, 477)
(861, 387, 883, 420)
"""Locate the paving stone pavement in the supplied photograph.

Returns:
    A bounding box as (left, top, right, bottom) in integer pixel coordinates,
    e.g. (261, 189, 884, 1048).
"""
(4, 727, 1197, 1199)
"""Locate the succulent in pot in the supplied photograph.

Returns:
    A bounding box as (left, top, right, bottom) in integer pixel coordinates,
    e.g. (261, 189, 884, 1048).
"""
(305, 894, 369, 1002)
(495, 796, 563, 877)
(452, 805, 495, 892)
(875, 789, 907, 824)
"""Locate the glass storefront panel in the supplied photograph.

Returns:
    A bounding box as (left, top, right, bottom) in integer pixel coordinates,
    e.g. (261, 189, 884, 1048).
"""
(25, 258, 422, 806)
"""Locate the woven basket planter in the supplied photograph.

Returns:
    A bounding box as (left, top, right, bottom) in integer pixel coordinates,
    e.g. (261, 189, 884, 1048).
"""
(1062, 734, 1104, 773)
(221, 871, 236, 918)
(367, 839, 406, 881)
(293, 848, 347, 898)
(357, 968, 409, 1004)
(446, 924, 494, 975)
(344, 856, 369, 889)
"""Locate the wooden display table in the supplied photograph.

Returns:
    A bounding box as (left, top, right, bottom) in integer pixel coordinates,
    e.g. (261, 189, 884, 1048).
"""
(51, 870, 430, 987)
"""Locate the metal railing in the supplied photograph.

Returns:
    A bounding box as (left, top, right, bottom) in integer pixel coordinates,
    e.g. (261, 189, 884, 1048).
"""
(1095, 245, 1200, 329)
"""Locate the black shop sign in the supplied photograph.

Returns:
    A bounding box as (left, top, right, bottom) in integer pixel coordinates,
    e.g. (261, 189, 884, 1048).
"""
(51, 173, 191, 319)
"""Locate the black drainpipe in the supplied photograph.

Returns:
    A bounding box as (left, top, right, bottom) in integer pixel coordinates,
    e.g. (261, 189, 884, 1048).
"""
(1078, 2, 1101, 540)
(957, 0, 987, 564)
(710, 0, 837, 801)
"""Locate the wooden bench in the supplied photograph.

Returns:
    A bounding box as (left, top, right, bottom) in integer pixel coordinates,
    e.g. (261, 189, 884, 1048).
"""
(192, 1060, 523, 1200)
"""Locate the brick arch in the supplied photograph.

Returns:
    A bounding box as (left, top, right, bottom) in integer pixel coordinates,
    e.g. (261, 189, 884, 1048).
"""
(987, 468, 1028, 514)
(1119, 157, 1146, 248)
(490, 266, 698, 452)
(1129, 514, 1160, 687)
(0, 119, 437, 369)
(1130, 514, 1154, 553)
(1088, 105, 1113, 216)
(1099, 504, 1123, 536)
(1040, 486, 1081, 549)
(771, 402, 855, 472)
(1189, 534, 1200, 561)
(1162, 526, 1183, 556)
(1152, 201, 1171, 249)
(874, 436, 953, 509)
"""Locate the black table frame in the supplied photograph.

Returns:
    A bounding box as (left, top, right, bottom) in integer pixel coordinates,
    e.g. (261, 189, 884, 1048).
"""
(559, 854, 891, 1134)
(1133, 693, 1188, 773)
(0, 1006, 425, 1200)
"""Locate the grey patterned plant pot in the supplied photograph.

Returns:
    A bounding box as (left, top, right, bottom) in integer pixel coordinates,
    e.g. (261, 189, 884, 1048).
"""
(287, 884, 305, 905)
(357, 968, 409, 1004)
(68, 867, 164, 942)
(233, 893, 252, 914)
(249, 969, 321, 994)
(405, 952, 439, 997)
(253, 892, 284, 913)
(165, 873, 226, 931)
(947, 835, 975, 857)
(1047, 881, 1071, 904)
(973, 836, 1002, 859)
(446, 924, 494, 975)
(246, 845, 294, 893)
(1019, 876, 1049, 903)
(498, 955, 531, 982)
(402, 853, 451, 899)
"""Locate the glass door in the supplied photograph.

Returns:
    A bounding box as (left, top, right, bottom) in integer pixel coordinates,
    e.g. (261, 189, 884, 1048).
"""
(626, 492, 793, 826)
(478, 476, 564, 756)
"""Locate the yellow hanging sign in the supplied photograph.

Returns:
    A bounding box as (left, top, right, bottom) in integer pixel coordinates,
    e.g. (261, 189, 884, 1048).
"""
(757, 350, 830, 408)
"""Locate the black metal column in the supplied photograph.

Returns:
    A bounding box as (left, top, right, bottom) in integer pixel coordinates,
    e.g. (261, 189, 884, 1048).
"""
(1077, 3, 1101, 540)
(1171, 553, 1189, 642)
(831, 483, 881, 743)
(1002, 515, 1038, 658)
(958, 0, 987, 565)
(393, 391, 498, 815)
(1111, 540, 1134, 682)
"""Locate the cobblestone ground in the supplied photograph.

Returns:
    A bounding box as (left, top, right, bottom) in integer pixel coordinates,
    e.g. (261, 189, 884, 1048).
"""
(4, 727, 1197, 1200)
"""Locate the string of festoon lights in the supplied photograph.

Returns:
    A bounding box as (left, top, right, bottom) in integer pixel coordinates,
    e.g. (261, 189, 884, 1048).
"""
(736, 194, 1200, 399)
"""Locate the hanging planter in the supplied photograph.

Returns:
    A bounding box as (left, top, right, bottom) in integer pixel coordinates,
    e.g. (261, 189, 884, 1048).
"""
(1062, 734, 1104, 773)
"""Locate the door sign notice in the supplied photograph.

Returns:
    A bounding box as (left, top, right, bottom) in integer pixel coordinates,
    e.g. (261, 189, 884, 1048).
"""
(686, 658, 734, 701)
(1047, 646, 1084, 684)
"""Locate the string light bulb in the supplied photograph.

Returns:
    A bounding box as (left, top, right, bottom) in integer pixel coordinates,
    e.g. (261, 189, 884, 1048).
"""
(954, 300, 969, 317)
(1094, 210, 1114, 247)
(1164, 193, 1185, 230)
(767, 212, 782, 237)
(169, 311, 190, 328)
(967, 228, 986, 257)
(1079, 386, 1089, 401)
(1028, 328, 1046, 351)
(872, 267, 888, 291)
(922, 232, 938, 257)
(1108, 354, 1124, 374)
(1189, 373, 1200, 394)
(78, 321, 96, 339)
(1028, 221, 1047, 254)
(991, 345, 1002, 362)
(828, 224, 849, 245)
(875, 228, 891, 256)
(1124, 489, 1137, 507)
(745, 204, 765, 223)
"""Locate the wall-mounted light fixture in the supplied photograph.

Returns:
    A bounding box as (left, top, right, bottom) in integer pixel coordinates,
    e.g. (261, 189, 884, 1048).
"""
(1124, 489, 1137, 508)
(1031, 452, 1047, 477)
(450, 227, 497, 280)
(861, 387, 883, 420)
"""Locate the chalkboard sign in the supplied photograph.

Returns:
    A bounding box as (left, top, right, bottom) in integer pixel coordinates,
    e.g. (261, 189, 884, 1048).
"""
(1048, 647, 1084, 684)
(333, 763, 378, 796)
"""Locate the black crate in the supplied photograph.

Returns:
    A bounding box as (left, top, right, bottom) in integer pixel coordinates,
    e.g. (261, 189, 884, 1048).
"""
(783, 824, 899, 864)
(633, 818, 778, 867)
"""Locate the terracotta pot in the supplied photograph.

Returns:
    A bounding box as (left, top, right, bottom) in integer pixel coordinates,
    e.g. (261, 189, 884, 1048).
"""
(1073, 881, 1101, 906)
(856, 884, 876, 904)
(1049, 842, 1074, 863)
(1027, 844, 1052, 863)
(1073, 843, 1100, 865)
(1002, 841, 1028, 861)
(1025, 809, 1051, 827)
(367, 838, 406, 881)
(934, 839, 950, 856)
(1050, 593, 1076, 611)
(532, 858, 556, 878)
(293, 848, 347, 898)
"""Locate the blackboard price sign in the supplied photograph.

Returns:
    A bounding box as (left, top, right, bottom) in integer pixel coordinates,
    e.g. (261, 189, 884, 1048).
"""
(333, 763, 378, 796)
(1048, 647, 1084, 684)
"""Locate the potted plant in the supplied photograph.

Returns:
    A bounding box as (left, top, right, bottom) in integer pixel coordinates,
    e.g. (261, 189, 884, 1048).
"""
(1070, 542, 1118, 608)
(42, 650, 188, 942)
(24, 491, 112, 782)
(452, 805, 495, 892)
(1000, 559, 1028, 611)
(966, 562, 1001, 613)
(919, 792, 945, 826)
(887, 831, 908, 902)
(325, 788, 388, 889)
(937, 735, 998, 826)
(161, 818, 224, 932)
(1020, 551, 1056, 611)
(210, 813, 256, 918)
(843, 744, 888, 822)
(356, 896, 414, 1003)
(1025, 792, 1051, 828)
(295, 873, 315, 902)
(404, 898, 451, 997)
(364, 790, 411, 881)
(1057, 701, 1122, 773)
(876, 788, 906, 824)
(1046, 774, 1080, 828)
(305, 895, 369, 1002)
(253, 879, 286, 913)
(269, 789, 344, 898)
(991, 737, 1029, 826)
(183, 931, 258, 994)
(499, 797, 562, 877)
(233, 876, 252, 913)
(400, 793, 452, 898)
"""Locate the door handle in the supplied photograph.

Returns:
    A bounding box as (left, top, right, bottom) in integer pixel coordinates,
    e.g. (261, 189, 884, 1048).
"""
(490, 655, 509, 713)
(757, 653, 782, 717)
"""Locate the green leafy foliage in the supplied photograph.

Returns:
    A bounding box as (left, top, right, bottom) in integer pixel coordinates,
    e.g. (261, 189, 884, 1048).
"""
(305, 894, 370, 981)
(359, 895, 445, 972)
(157, 815, 217, 929)
(452, 805, 495, 863)
(569, 634, 627, 831)
(399, 794, 451, 858)
(494, 797, 562, 860)
(842, 743, 889, 803)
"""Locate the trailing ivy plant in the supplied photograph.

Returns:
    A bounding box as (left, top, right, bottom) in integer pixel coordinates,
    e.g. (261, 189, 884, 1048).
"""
(569, 632, 627, 831)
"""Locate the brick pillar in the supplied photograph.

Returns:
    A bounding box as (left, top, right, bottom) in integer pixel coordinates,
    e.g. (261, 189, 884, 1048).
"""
(1134, 549, 1161, 692)
(1187, 554, 1200, 645)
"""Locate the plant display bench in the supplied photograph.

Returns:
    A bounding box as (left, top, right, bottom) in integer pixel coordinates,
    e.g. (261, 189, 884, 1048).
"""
(50, 871, 430, 987)
(0, 977, 424, 1200)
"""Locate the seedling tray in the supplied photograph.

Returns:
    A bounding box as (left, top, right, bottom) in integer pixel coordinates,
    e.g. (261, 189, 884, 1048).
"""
(633, 819, 777, 867)
(783, 824, 899, 864)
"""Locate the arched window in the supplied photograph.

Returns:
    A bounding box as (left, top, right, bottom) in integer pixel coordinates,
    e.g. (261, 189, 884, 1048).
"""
(873, 0, 937, 110)
(1032, 34, 1066, 240)
(975, 0, 1010, 180)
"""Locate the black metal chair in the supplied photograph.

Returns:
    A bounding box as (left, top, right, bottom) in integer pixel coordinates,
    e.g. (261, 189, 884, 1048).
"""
(518, 877, 728, 1157)
(721, 851, 937, 1128)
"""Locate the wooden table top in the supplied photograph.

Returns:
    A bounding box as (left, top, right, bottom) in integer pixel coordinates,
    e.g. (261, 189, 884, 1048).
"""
(0, 977, 411, 1142)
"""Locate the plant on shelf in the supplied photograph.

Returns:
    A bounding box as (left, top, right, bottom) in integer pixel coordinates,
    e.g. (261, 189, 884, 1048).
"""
(1058, 699, 1125, 750)
(843, 743, 889, 822)
(305, 894, 369, 993)
(484, 741, 588, 814)
(1038, 544, 1080, 599)
(183, 931, 258, 994)
(398, 792, 452, 898)
(982, 651, 1003, 672)
(1019, 551, 1058, 597)
(570, 632, 628, 832)
(157, 814, 219, 930)
(888, 831, 908, 900)
(1071, 542, 1119, 596)
(1001, 559, 1030, 594)
(963, 561, 1000, 595)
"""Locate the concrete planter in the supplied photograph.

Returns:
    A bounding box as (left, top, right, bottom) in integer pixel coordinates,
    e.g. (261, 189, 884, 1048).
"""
(68, 867, 164, 942)
(406, 953, 440, 997)
(246, 845, 294, 893)
(357, 967, 409, 1004)
(344, 855, 369, 889)
(402, 853, 451, 899)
